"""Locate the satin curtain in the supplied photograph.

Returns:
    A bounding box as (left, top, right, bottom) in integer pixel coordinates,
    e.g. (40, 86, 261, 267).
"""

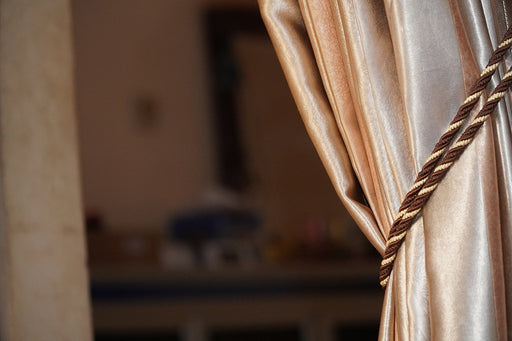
(258, 0, 512, 339)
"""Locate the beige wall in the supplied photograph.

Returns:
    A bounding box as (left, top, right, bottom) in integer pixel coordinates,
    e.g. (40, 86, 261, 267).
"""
(73, 0, 217, 230)
(236, 36, 356, 237)
(73, 0, 356, 240)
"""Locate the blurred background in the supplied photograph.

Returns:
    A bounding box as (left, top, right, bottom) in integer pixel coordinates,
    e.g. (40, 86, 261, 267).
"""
(71, 1, 383, 340)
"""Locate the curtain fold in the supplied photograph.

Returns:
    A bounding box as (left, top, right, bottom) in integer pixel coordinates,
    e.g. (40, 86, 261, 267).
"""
(258, 0, 512, 339)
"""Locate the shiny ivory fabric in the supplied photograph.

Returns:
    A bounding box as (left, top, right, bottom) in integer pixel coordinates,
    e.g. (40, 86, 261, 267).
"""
(258, 0, 512, 339)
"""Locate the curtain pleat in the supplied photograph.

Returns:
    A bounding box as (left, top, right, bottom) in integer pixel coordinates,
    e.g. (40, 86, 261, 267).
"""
(259, 0, 512, 339)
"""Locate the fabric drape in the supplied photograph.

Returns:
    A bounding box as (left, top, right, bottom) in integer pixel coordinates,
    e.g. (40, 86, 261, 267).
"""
(258, 0, 512, 339)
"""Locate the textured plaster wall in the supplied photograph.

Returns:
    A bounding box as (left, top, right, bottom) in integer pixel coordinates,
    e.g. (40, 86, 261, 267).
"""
(0, 0, 92, 340)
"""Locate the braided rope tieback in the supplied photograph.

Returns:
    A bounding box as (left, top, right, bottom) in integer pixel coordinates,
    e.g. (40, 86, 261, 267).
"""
(379, 27, 512, 288)
(379, 68, 512, 287)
